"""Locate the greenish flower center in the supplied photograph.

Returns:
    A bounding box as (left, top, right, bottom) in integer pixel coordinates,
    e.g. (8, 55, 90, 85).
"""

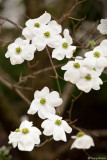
(93, 68, 96, 71)
(34, 23, 40, 28)
(14, 128, 20, 132)
(93, 52, 100, 58)
(85, 74, 92, 81)
(40, 98, 46, 104)
(76, 132, 84, 137)
(44, 31, 50, 38)
(73, 63, 80, 69)
(16, 47, 22, 54)
(55, 119, 62, 126)
(22, 128, 29, 134)
(62, 42, 68, 49)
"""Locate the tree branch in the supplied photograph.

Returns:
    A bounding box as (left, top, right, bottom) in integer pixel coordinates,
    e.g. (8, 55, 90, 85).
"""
(0, 15, 23, 30)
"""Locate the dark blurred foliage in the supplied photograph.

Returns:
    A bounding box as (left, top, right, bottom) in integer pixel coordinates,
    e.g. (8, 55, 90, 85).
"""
(0, 0, 107, 160)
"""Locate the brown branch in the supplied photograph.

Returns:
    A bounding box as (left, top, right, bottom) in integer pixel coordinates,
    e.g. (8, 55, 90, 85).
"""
(0, 76, 31, 105)
(17, 64, 63, 85)
(36, 137, 53, 147)
(69, 91, 83, 120)
(58, 0, 86, 24)
(68, 15, 86, 21)
(46, 47, 61, 96)
(0, 15, 23, 30)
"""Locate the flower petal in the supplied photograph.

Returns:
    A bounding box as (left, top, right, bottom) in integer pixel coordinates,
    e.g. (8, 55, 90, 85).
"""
(63, 29, 73, 45)
(53, 126, 67, 142)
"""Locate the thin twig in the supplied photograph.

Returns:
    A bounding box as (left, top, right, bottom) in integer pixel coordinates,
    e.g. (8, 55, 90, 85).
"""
(0, 15, 23, 30)
(68, 15, 86, 21)
(58, 0, 86, 24)
(36, 138, 53, 147)
(69, 91, 83, 120)
(46, 47, 61, 95)
(0, 76, 31, 105)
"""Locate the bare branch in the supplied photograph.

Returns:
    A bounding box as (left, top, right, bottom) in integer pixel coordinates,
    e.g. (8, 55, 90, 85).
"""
(0, 15, 23, 30)
(58, 0, 86, 24)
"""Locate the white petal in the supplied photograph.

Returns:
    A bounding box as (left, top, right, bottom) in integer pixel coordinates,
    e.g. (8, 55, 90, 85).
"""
(47, 91, 63, 107)
(91, 78, 103, 90)
(38, 109, 47, 119)
(27, 100, 40, 115)
(65, 46, 76, 58)
(42, 120, 54, 136)
(53, 126, 67, 142)
(52, 48, 65, 60)
(62, 121, 72, 133)
(63, 29, 73, 45)
(22, 27, 34, 40)
(5, 51, 10, 58)
(32, 36, 46, 51)
(76, 79, 91, 93)
(61, 61, 74, 70)
(83, 57, 96, 69)
(47, 35, 62, 48)
(19, 120, 33, 130)
(31, 126, 41, 135)
(10, 56, 24, 65)
(48, 20, 62, 34)
(41, 86, 50, 96)
(18, 135, 34, 151)
(9, 132, 21, 144)
(64, 69, 80, 84)
(38, 12, 51, 24)
(26, 19, 34, 28)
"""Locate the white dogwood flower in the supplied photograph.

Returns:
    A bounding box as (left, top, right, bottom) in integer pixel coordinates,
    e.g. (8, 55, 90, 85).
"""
(84, 46, 107, 71)
(76, 67, 103, 93)
(71, 132, 94, 149)
(52, 29, 76, 60)
(41, 114, 72, 142)
(27, 87, 63, 119)
(9, 120, 41, 151)
(61, 57, 84, 84)
(97, 19, 107, 35)
(32, 20, 62, 51)
(5, 38, 36, 65)
(22, 12, 51, 39)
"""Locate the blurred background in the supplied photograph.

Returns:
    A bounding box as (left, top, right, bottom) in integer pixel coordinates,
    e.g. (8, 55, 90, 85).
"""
(0, 0, 107, 159)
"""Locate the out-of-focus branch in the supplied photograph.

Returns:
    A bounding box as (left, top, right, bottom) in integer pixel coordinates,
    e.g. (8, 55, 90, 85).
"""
(46, 47, 61, 96)
(0, 75, 31, 105)
(0, 15, 23, 30)
(69, 91, 83, 120)
(68, 15, 86, 21)
(18, 64, 64, 85)
(58, 0, 86, 24)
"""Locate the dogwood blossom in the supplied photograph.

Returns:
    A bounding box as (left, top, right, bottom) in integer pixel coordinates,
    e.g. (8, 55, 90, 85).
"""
(97, 19, 107, 35)
(84, 46, 107, 71)
(41, 114, 72, 142)
(52, 29, 76, 60)
(27, 87, 63, 119)
(71, 132, 94, 149)
(5, 38, 36, 65)
(9, 120, 41, 151)
(22, 12, 51, 40)
(32, 20, 62, 51)
(76, 67, 103, 93)
(61, 57, 84, 84)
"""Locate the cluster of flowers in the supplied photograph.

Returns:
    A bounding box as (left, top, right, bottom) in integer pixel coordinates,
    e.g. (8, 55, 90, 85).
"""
(9, 87, 94, 151)
(7, 13, 107, 152)
(5, 13, 107, 93)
